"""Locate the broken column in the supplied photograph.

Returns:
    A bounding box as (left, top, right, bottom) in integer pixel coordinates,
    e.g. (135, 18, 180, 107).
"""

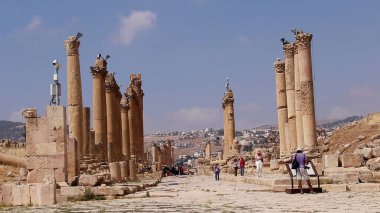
(222, 89, 235, 158)
(90, 55, 108, 160)
(295, 30, 318, 149)
(105, 73, 116, 162)
(121, 97, 131, 162)
(294, 41, 305, 149)
(283, 42, 297, 152)
(205, 141, 211, 160)
(82, 107, 90, 156)
(64, 35, 84, 157)
(274, 59, 288, 155)
(89, 129, 95, 155)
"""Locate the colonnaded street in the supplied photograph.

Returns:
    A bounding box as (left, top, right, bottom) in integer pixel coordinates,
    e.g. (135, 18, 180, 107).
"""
(3, 174, 380, 213)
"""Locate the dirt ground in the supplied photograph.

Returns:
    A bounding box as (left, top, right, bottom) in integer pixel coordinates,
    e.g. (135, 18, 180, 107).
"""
(326, 113, 380, 154)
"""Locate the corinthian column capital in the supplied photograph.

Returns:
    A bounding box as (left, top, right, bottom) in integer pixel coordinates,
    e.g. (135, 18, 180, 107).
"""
(64, 36, 80, 55)
(295, 31, 313, 49)
(283, 43, 295, 58)
(273, 58, 285, 73)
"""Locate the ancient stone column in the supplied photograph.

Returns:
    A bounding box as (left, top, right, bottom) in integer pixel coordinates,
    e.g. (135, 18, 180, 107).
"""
(64, 35, 84, 157)
(152, 144, 158, 162)
(121, 97, 131, 161)
(114, 90, 122, 161)
(274, 59, 288, 155)
(131, 74, 144, 160)
(295, 30, 318, 149)
(294, 42, 305, 149)
(82, 107, 90, 155)
(129, 160, 137, 181)
(105, 74, 116, 162)
(205, 141, 211, 160)
(90, 56, 108, 160)
(222, 90, 235, 158)
(283, 42, 297, 152)
(126, 85, 138, 159)
(89, 129, 95, 155)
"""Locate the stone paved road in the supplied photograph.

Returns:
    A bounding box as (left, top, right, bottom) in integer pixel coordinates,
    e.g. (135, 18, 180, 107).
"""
(3, 175, 380, 212)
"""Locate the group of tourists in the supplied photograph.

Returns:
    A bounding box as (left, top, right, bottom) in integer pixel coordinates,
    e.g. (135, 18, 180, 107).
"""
(212, 150, 264, 181)
(212, 148, 316, 194)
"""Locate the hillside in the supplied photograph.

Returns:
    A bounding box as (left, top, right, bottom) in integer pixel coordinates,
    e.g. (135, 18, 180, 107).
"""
(0, 120, 25, 141)
(325, 113, 380, 154)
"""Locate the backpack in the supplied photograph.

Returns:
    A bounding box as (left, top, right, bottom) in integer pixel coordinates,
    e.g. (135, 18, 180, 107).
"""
(291, 154, 300, 169)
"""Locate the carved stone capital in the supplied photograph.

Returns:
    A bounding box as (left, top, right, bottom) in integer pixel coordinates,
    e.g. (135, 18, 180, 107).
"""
(22, 108, 37, 118)
(64, 36, 80, 56)
(273, 59, 285, 73)
(120, 97, 130, 111)
(90, 67, 107, 77)
(295, 31, 313, 49)
(224, 97, 234, 106)
(105, 74, 117, 93)
(283, 43, 294, 58)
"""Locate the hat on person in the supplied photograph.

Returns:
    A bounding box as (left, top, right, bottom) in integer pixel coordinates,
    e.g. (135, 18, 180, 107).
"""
(296, 147, 303, 152)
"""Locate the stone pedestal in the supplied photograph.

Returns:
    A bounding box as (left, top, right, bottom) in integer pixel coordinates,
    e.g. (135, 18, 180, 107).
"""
(109, 162, 121, 182)
(205, 141, 211, 160)
(274, 59, 288, 155)
(222, 91, 235, 158)
(129, 160, 137, 181)
(295, 31, 317, 149)
(217, 151, 223, 160)
(64, 35, 84, 157)
(90, 56, 108, 160)
(119, 161, 129, 181)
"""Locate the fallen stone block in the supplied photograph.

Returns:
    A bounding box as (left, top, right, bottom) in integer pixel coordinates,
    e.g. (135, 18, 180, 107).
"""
(359, 170, 373, 183)
(341, 154, 364, 168)
(321, 184, 347, 192)
(366, 157, 380, 171)
(354, 148, 373, 159)
(36, 183, 56, 205)
(372, 147, 380, 158)
(323, 154, 339, 168)
(331, 173, 359, 184)
(94, 186, 127, 196)
(79, 175, 104, 186)
(1, 184, 13, 206)
(12, 185, 23, 206)
(348, 183, 380, 192)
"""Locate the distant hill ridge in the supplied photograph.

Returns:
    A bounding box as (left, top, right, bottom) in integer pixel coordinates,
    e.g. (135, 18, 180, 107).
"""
(0, 120, 25, 141)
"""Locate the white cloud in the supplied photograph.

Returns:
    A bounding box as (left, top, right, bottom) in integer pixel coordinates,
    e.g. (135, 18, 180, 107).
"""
(9, 109, 25, 122)
(26, 16, 42, 31)
(112, 10, 157, 45)
(349, 85, 376, 98)
(237, 35, 251, 44)
(326, 106, 352, 120)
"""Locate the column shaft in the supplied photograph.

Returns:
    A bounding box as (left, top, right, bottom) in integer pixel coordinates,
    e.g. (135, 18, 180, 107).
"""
(82, 107, 90, 155)
(294, 44, 305, 149)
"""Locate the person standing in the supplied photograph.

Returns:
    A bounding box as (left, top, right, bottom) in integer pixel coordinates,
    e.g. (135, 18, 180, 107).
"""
(239, 157, 245, 176)
(294, 148, 316, 194)
(213, 163, 221, 181)
(255, 150, 264, 178)
(232, 159, 239, 176)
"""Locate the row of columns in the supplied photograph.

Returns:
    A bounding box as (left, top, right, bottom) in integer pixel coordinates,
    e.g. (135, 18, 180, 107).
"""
(274, 30, 317, 155)
(64, 34, 145, 165)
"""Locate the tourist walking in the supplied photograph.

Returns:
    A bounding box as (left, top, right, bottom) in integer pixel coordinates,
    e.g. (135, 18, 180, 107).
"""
(232, 159, 239, 176)
(293, 148, 316, 194)
(239, 157, 245, 176)
(213, 163, 221, 181)
(255, 150, 264, 178)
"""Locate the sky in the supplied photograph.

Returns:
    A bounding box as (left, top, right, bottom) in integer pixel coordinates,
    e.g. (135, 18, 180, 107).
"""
(0, 0, 379, 133)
